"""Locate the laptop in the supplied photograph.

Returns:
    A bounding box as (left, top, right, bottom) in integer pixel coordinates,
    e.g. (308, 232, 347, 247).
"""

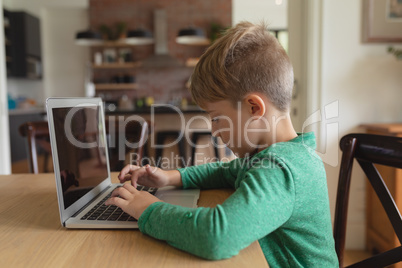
(46, 97, 200, 228)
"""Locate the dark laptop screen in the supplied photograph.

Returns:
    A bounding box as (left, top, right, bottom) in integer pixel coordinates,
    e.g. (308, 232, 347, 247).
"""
(52, 106, 108, 209)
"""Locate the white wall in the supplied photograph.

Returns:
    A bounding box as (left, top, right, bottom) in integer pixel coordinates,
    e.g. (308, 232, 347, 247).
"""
(232, 0, 287, 28)
(42, 8, 88, 98)
(0, 0, 11, 174)
(321, 0, 402, 249)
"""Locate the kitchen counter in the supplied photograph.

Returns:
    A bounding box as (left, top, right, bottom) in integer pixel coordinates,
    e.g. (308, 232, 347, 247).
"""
(8, 107, 46, 116)
(8, 105, 204, 116)
(105, 105, 205, 115)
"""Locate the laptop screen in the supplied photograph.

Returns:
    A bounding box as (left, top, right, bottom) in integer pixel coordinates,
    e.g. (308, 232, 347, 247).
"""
(52, 106, 108, 209)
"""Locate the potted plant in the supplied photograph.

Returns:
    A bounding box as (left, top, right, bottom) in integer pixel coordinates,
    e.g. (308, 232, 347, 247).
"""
(388, 47, 402, 60)
(115, 22, 127, 40)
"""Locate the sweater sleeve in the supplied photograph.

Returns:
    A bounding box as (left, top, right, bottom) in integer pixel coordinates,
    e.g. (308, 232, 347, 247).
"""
(138, 159, 295, 260)
(178, 158, 245, 189)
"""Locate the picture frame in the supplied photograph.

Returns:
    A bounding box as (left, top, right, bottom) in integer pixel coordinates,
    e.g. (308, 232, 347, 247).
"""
(362, 0, 402, 43)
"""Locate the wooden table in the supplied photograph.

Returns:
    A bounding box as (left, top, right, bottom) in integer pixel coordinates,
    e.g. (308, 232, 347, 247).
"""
(0, 173, 268, 268)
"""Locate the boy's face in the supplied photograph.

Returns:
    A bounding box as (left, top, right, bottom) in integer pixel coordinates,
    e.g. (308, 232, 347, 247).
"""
(204, 100, 259, 158)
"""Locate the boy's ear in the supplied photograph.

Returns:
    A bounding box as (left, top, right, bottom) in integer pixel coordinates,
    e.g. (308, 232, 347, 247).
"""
(245, 94, 266, 118)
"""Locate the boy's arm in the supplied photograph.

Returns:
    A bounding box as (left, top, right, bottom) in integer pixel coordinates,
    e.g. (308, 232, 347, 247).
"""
(178, 158, 245, 189)
(138, 160, 295, 260)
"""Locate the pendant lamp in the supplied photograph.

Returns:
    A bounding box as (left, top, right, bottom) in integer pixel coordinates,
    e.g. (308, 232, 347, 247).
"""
(176, 27, 210, 45)
(75, 30, 103, 46)
(125, 29, 154, 45)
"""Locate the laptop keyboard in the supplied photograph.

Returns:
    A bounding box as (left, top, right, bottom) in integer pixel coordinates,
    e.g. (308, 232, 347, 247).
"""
(80, 185, 157, 222)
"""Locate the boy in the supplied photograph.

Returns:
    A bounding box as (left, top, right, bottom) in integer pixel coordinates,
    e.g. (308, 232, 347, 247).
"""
(106, 21, 339, 267)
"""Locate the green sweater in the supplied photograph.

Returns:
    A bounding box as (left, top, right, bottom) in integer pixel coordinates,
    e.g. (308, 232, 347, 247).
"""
(138, 132, 339, 267)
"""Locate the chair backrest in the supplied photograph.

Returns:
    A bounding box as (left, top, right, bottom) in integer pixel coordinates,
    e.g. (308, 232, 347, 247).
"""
(19, 121, 51, 174)
(334, 133, 402, 268)
(105, 118, 150, 171)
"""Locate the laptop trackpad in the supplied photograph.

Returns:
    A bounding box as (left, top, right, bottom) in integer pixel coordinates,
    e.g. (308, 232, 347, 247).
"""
(158, 194, 198, 208)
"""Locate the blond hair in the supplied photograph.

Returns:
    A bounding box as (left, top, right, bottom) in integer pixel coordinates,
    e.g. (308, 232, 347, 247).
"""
(190, 21, 294, 112)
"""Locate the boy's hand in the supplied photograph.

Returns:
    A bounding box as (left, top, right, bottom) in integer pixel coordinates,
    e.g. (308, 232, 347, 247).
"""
(105, 183, 161, 219)
(118, 164, 182, 188)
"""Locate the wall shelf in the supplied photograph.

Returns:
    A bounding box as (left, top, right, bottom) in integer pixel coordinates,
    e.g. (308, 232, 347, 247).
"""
(92, 62, 141, 69)
(89, 43, 141, 95)
(91, 41, 139, 47)
(95, 83, 138, 90)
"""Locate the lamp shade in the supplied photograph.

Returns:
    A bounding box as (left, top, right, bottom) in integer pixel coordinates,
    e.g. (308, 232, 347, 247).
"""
(176, 27, 210, 45)
(125, 29, 154, 45)
(75, 30, 103, 46)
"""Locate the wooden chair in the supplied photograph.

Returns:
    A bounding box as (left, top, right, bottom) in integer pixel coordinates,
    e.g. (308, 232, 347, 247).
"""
(106, 119, 149, 171)
(190, 131, 220, 166)
(334, 133, 402, 267)
(154, 130, 187, 168)
(19, 121, 51, 174)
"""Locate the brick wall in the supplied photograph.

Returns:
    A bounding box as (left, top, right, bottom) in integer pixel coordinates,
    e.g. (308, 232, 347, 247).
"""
(89, 0, 232, 104)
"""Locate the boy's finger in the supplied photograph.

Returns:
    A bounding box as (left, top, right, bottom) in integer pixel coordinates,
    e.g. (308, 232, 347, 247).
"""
(123, 182, 138, 193)
(118, 164, 132, 179)
(105, 196, 127, 207)
(118, 164, 139, 180)
(109, 186, 135, 201)
(110, 187, 125, 198)
(145, 165, 157, 175)
(117, 173, 129, 183)
(130, 167, 147, 188)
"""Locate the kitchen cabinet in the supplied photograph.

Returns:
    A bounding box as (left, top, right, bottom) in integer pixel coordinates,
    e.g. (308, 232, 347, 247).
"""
(3, 9, 12, 77)
(360, 123, 402, 268)
(4, 10, 42, 79)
